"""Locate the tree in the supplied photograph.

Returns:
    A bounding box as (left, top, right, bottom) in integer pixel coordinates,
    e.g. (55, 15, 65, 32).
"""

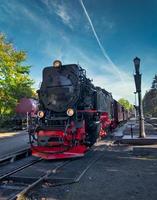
(151, 74, 157, 89)
(118, 98, 133, 110)
(0, 33, 34, 116)
(143, 75, 157, 117)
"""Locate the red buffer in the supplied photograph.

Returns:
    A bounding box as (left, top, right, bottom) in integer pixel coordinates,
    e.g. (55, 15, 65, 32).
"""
(31, 121, 88, 159)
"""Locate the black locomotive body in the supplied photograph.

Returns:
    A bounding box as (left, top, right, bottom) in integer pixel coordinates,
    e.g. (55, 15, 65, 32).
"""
(29, 60, 129, 159)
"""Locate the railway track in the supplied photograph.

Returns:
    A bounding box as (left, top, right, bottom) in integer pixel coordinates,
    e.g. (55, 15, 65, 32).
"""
(0, 147, 30, 165)
(0, 157, 42, 181)
(145, 118, 157, 128)
(0, 157, 69, 200)
(0, 147, 104, 200)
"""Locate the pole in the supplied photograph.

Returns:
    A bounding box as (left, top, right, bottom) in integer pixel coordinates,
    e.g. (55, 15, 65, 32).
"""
(134, 92, 137, 122)
(133, 57, 146, 138)
(138, 91, 146, 138)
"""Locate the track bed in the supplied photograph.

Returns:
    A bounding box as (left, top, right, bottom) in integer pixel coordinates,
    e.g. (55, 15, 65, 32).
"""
(29, 142, 157, 200)
(1, 122, 157, 200)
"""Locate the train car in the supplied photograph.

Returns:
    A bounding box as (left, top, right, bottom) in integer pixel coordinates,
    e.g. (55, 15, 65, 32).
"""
(98, 88, 114, 136)
(123, 109, 129, 121)
(13, 98, 38, 129)
(112, 100, 129, 128)
(28, 60, 114, 159)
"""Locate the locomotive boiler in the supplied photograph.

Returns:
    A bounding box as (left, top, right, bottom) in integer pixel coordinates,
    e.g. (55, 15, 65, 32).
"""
(29, 60, 113, 159)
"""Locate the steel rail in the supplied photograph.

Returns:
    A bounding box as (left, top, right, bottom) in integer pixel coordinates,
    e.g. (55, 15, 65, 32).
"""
(147, 121, 157, 128)
(75, 153, 103, 182)
(50, 153, 104, 187)
(36, 152, 104, 189)
(16, 160, 70, 200)
(0, 158, 42, 181)
(0, 147, 30, 165)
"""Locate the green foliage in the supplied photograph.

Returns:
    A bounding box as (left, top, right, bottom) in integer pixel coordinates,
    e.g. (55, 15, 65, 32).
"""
(151, 74, 157, 89)
(0, 33, 35, 117)
(143, 76, 157, 117)
(118, 98, 133, 111)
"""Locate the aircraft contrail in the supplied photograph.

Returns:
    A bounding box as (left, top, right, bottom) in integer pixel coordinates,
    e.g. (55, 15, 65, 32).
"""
(79, 0, 125, 82)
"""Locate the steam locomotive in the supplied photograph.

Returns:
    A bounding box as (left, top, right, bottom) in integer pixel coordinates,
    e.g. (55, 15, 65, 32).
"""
(29, 60, 129, 159)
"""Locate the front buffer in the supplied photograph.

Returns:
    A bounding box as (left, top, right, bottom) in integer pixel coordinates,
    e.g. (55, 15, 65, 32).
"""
(30, 122, 88, 159)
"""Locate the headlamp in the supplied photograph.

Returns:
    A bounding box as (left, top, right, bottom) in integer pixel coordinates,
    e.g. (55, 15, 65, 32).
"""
(37, 110, 44, 118)
(67, 108, 74, 117)
(53, 60, 62, 68)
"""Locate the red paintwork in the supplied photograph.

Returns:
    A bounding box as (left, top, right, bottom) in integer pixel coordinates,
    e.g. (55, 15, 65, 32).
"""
(31, 109, 120, 160)
(99, 112, 111, 137)
(32, 145, 87, 159)
(78, 110, 97, 113)
(31, 120, 88, 159)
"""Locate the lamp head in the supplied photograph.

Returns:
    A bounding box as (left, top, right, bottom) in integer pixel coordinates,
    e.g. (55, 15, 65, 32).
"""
(133, 57, 140, 74)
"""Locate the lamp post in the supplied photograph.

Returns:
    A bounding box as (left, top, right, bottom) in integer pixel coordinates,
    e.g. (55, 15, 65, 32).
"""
(134, 92, 137, 122)
(133, 57, 146, 138)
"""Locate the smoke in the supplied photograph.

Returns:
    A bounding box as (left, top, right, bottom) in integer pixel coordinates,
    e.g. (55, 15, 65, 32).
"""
(79, 0, 125, 83)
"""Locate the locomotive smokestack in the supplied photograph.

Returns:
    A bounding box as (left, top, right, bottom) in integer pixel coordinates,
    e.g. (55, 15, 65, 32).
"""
(53, 60, 62, 68)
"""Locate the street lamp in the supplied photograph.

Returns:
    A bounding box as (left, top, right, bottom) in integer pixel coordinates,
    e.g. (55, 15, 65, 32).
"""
(134, 57, 140, 74)
(133, 57, 146, 138)
(134, 91, 137, 122)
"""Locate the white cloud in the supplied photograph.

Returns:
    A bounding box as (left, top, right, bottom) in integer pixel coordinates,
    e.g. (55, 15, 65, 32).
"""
(55, 4, 72, 27)
(41, 0, 73, 29)
(32, 76, 42, 89)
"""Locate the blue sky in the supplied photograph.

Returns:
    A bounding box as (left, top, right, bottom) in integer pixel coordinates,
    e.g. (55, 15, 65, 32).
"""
(0, 0, 157, 103)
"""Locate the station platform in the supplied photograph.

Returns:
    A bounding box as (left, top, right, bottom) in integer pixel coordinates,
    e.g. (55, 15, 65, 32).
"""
(0, 130, 29, 159)
(121, 135, 157, 145)
(115, 118, 157, 146)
